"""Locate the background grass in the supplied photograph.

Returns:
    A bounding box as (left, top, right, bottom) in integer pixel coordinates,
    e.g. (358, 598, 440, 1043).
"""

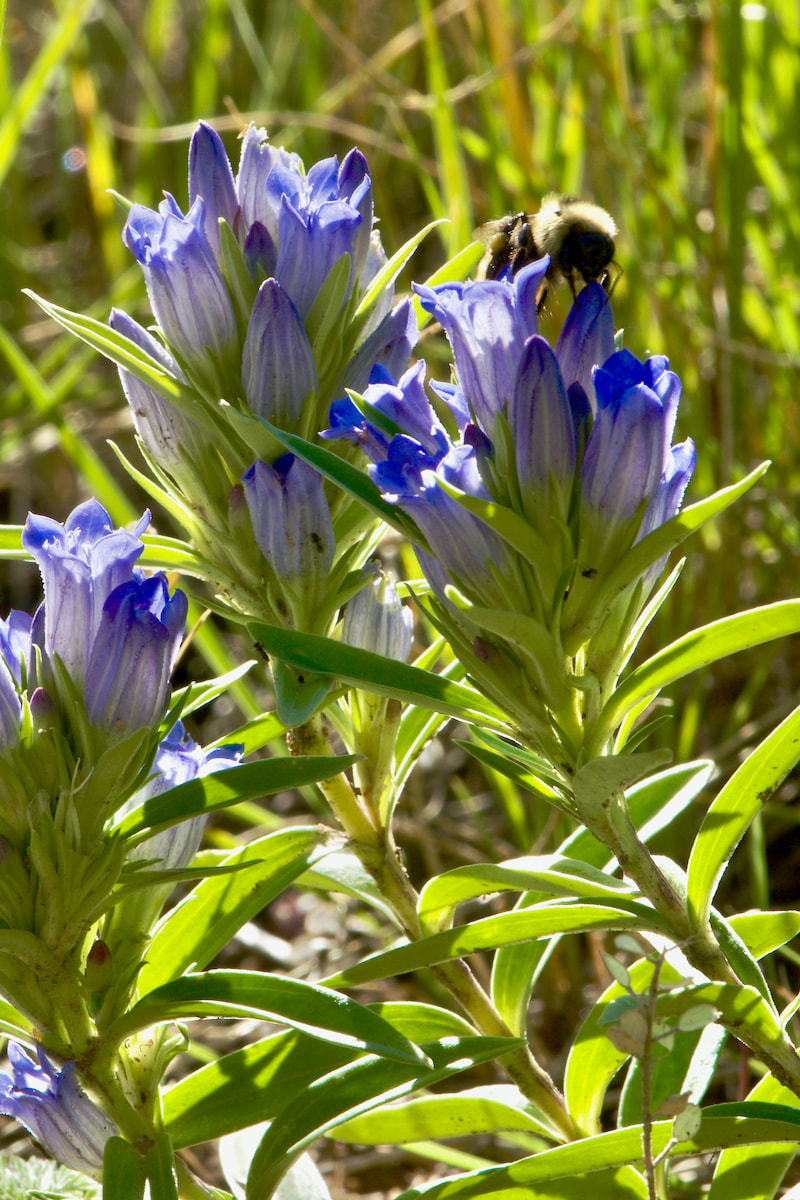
(1, 1, 800, 1187)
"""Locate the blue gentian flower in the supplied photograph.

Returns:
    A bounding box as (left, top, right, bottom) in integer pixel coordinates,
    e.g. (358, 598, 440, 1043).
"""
(326, 277, 695, 750)
(241, 456, 335, 626)
(22, 499, 187, 739)
(109, 309, 200, 472)
(123, 195, 239, 398)
(22, 500, 149, 688)
(0, 1043, 117, 1179)
(241, 280, 318, 425)
(577, 349, 696, 571)
(120, 120, 417, 421)
(413, 263, 545, 435)
(83, 575, 187, 737)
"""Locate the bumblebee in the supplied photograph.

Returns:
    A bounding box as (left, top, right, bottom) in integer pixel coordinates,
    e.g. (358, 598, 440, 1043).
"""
(478, 195, 619, 310)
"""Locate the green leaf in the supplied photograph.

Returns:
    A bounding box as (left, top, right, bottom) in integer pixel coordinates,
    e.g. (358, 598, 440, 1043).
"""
(418, 857, 636, 934)
(491, 911, 559, 1037)
(168, 662, 257, 722)
(559, 759, 715, 869)
(728, 910, 800, 960)
(137, 827, 330, 995)
(356, 219, 446, 321)
(103, 1138, 147, 1200)
(368, 1001, 479, 1043)
(572, 752, 674, 818)
(687, 696, 800, 933)
(244, 1036, 517, 1200)
(272, 659, 332, 726)
(457, 737, 565, 808)
(399, 1167, 648, 1200)
(590, 600, 800, 754)
(24, 291, 185, 402)
(113, 756, 358, 844)
(108, 970, 432, 1068)
(332, 1084, 557, 1145)
(707, 1075, 800, 1200)
(325, 901, 669, 989)
(393, 1108, 800, 1198)
(163, 1030, 355, 1148)
(163, 1003, 481, 1150)
(249, 623, 511, 731)
(144, 1136, 179, 1200)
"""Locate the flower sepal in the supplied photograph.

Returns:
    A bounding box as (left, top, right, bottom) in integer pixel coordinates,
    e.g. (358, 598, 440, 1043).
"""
(71, 725, 158, 840)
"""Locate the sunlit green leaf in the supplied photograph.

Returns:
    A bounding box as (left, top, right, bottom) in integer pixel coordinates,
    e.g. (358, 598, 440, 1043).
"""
(249, 623, 510, 731)
(687, 697, 800, 933)
(418, 857, 636, 934)
(114, 756, 358, 844)
(138, 827, 331, 995)
(325, 901, 669, 989)
(103, 1138, 146, 1200)
(590, 601, 800, 754)
(109, 970, 432, 1067)
(331, 1084, 557, 1145)
(245, 1037, 517, 1200)
(393, 1107, 800, 1198)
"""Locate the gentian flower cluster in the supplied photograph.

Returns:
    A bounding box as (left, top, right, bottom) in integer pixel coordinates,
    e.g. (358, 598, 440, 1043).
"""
(0, 500, 245, 1031)
(0, 499, 187, 850)
(327, 263, 695, 770)
(0, 501, 245, 1167)
(113, 122, 417, 637)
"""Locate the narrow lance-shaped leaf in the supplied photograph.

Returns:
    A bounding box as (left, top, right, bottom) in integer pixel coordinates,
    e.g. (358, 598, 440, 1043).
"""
(418, 857, 636, 934)
(245, 1036, 519, 1200)
(137, 827, 331, 995)
(588, 600, 800, 755)
(103, 1138, 148, 1200)
(106, 970, 432, 1068)
(249, 623, 511, 731)
(687, 696, 800, 934)
(391, 1109, 800, 1199)
(325, 902, 670, 989)
(114, 756, 358, 844)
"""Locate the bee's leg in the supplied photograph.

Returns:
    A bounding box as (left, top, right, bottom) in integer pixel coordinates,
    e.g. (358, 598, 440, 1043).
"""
(535, 278, 550, 314)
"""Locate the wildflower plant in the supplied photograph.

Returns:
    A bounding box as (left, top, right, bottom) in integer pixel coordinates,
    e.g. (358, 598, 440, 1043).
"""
(16, 119, 800, 1200)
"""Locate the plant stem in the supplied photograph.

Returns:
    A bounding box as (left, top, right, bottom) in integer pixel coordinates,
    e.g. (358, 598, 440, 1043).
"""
(587, 791, 800, 1100)
(290, 715, 577, 1140)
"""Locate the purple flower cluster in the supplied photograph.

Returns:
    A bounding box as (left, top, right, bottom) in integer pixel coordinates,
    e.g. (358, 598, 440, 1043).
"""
(114, 122, 418, 634)
(10, 499, 187, 744)
(326, 265, 695, 656)
(118, 122, 414, 413)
